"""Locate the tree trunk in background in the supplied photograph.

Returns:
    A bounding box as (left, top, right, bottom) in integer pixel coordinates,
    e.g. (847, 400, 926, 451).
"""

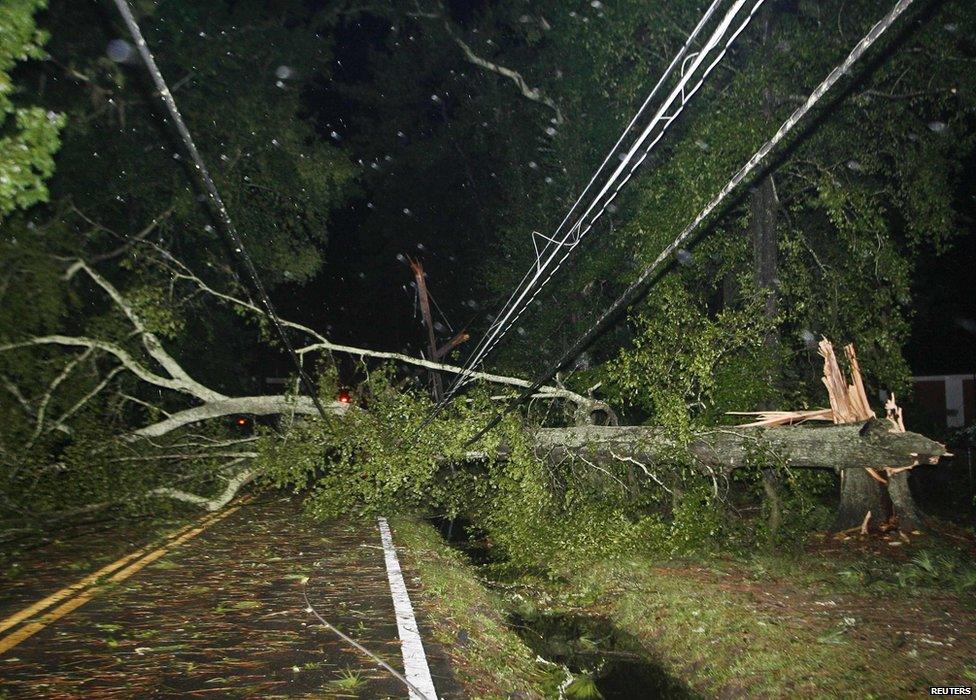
(832, 467, 890, 531)
(751, 83, 782, 535)
(752, 18, 781, 366)
(752, 171, 779, 342)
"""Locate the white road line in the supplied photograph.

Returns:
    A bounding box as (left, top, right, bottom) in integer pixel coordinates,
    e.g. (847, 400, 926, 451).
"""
(377, 517, 438, 700)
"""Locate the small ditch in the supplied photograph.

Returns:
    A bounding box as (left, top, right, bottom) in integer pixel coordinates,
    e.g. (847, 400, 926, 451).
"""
(433, 517, 695, 698)
(511, 608, 695, 698)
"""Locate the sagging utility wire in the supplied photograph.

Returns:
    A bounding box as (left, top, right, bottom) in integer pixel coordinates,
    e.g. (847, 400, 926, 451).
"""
(462, 0, 920, 449)
(433, 0, 768, 422)
(108, 0, 333, 423)
(457, 0, 723, 364)
(301, 578, 431, 700)
(108, 3, 430, 696)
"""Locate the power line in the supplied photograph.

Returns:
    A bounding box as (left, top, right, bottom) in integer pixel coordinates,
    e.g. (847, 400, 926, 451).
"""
(463, 0, 769, 378)
(109, 3, 427, 694)
(460, 0, 724, 366)
(109, 0, 333, 422)
(462, 0, 919, 448)
(437, 0, 769, 417)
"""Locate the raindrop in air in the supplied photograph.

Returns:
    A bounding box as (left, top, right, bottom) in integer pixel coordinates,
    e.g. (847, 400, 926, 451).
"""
(800, 329, 817, 347)
(275, 65, 294, 80)
(927, 121, 947, 133)
(590, 0, 603, 8)
(106, 39, 135, 63)
(846, 160, 862, 171)
(330, 131, 341, 140)
(675, 249, 692, 266)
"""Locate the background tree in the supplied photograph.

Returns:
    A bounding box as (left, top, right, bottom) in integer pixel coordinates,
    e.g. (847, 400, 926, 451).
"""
(0, 0, 63, 221)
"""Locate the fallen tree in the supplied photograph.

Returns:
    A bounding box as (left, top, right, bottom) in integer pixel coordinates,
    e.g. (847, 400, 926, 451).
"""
(524, 419, 945, 474)
(731, 339, 941, 532)
(0, 245, 947, 529)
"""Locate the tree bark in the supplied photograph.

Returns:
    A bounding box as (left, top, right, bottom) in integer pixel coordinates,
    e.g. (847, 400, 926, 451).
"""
(514, 419, 946, 474)
(751, 171, 779, 353)
(887, 470, 925, 531)
(831, 467, 889, 531)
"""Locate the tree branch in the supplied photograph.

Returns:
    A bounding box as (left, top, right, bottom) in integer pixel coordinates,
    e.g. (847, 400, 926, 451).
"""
(133, 395, 349, 438)
(28, 348, 93, 446)
(63, 260, 224, 403)
(49, 365, 125, 433)
(0, 336, 204, 399)
(149, 465, 255, 511)
(139, 246, 593, 407)
(452, 34, 564, 124)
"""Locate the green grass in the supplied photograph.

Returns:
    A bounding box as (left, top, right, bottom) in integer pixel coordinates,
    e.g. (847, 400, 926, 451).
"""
(725, 538, 976, 601)
(567, 555, 970, 698)
(392, 516, 975, 698)
(391, 518, 563, 700)
(330, 666, 366, 690)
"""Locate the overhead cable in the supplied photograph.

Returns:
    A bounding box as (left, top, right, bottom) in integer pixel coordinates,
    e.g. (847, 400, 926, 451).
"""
(462, 0, 919, 447)
(109, 0, 333, 422)
(439, 0, 769, 415)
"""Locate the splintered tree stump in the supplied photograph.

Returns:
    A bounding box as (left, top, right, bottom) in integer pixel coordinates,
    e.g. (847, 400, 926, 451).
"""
(832, 466, 890, 531)
(887, 470, 925, 532)
(735, 340, 942, 533)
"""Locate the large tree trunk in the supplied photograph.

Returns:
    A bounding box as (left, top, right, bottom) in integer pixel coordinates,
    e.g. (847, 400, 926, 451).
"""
(514, 419, 947, 474)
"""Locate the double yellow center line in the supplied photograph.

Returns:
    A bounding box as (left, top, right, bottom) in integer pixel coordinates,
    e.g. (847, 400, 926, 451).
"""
(0, 498, 249, 655)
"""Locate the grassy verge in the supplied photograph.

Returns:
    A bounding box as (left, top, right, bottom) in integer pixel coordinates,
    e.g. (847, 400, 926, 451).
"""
(564, 551, 976, 698)
(391, 518, 563, 699)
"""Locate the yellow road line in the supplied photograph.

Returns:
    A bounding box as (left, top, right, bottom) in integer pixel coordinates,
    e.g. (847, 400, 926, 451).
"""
(0, 520, 201, 635)
(0, 507, 229, 635)
(0, 499, 248, 655)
